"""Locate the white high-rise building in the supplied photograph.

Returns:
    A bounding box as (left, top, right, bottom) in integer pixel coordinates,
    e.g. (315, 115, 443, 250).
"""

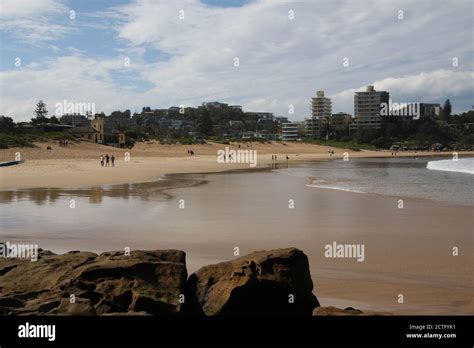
(311, 91, 332, 118)
(306, 91, 332, 138)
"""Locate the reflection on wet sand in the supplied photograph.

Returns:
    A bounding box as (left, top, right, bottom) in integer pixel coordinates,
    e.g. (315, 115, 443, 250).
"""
(0, 175, 208, 205)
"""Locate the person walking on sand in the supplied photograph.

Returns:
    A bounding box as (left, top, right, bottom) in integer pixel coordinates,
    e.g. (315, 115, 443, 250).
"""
(105, 154, 110, 167)
(100, 155, 104, 167)
(111, 155, 115, 167)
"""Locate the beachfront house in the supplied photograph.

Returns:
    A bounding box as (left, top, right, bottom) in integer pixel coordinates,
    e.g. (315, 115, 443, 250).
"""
(69, 114, 126, 147)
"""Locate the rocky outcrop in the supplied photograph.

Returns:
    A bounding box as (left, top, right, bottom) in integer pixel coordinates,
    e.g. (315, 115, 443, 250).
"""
(187, 247, 319, 315)
(0, 249, 187, 315)
(0, 247, 319, 315)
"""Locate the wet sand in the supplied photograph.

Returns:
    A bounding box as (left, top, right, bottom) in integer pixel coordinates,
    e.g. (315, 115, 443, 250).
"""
(1, 168, 472, 315)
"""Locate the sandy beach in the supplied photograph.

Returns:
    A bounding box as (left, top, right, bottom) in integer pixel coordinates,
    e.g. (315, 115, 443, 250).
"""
(1, 140, 471, 190)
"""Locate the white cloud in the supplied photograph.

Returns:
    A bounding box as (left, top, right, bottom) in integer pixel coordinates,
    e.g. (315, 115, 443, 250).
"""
(0, 54, 154, 121)
(0, 0, 74, 43)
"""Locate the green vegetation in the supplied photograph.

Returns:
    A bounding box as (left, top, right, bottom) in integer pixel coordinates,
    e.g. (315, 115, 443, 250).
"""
(0, 114, 78, 148)
(0, 131, 77, 149)
(0, 133, 35, 149)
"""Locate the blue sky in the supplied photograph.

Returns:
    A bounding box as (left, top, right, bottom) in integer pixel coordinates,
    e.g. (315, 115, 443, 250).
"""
(0, 0, 473, 121)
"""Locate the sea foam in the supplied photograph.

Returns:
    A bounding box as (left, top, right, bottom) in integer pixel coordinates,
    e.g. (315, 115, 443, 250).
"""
(427, 158, 474, 175)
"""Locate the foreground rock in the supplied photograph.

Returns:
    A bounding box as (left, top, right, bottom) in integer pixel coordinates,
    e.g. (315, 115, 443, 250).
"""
(0, 249, 187, 315)
(188, 248, 319, 315)
(0, 247, 319, 315)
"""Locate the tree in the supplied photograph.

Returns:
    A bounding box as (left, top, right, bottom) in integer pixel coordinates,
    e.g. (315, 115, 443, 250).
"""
(441, 99, 452, 121)
(0, 116, 16, 133)
(49, 116, 60, 124)
(31, 100, 48, 125)
(110, 109, 131, 118)
(198, 108, 213, 136)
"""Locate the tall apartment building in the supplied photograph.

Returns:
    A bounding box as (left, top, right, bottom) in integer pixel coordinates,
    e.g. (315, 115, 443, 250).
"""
(353, 85, 389, 129)
(311, 90, 332, 118)
(306, 90, 332, 138)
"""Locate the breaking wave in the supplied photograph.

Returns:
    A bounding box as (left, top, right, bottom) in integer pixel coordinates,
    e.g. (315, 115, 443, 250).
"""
(427, 158, 474, 175)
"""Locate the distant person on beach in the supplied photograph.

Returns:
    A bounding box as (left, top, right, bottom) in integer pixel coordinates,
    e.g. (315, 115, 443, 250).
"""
(111, 155, 115, 167)
(100, 155, 104, 167)
(272, 155, 274, 161)
(105, 154, 110, 167)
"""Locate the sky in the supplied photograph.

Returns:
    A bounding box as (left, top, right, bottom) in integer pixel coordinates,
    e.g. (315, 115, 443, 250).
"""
(0, 0, 473, 122)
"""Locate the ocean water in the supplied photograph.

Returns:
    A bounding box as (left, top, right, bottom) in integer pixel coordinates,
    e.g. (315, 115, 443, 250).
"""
(275, 157, 474, 206)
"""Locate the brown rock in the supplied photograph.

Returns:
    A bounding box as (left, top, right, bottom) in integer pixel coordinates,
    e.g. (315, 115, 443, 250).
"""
(0, 249, 188, 315)
(187, 247, 319, 315)
(54, 298, 97, 315)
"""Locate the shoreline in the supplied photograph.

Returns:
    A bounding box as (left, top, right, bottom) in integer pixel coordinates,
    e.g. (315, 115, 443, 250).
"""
(1, 141, 472, 190)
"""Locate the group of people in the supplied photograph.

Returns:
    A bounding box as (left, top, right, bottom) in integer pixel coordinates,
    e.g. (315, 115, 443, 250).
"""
(100, 154, 115, 167)
(59, 139, 69, 147)
(187, 150, 195, 156)
(271, 155, 290, 161)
